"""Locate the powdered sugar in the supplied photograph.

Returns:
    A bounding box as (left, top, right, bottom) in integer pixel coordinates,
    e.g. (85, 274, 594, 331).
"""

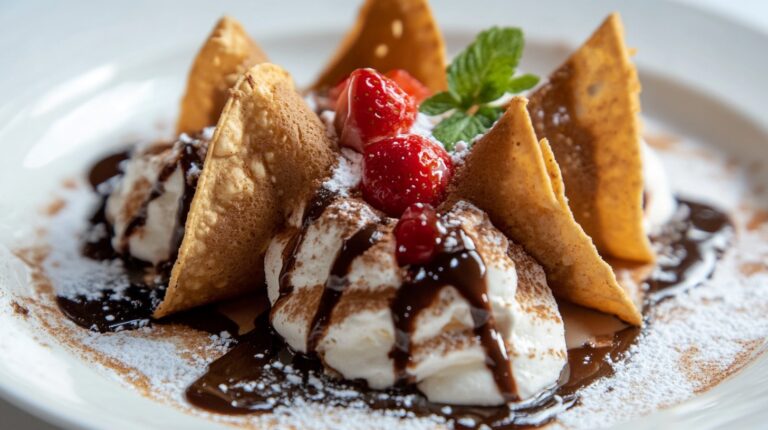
(323, 148, 362, 196)
(319, 110, 338, 141)
(43, 187, 132, 300)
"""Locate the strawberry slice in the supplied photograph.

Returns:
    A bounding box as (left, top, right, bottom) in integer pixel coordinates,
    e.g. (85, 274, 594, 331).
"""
(385, 69, 431, 103)
(362, 134, 453, 216)
(334, 68, 417, 152)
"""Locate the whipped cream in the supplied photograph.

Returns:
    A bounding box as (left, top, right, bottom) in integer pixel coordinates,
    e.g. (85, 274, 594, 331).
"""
(641, 139, 676, 232)
(265, 195, 566, 406)
(105, 131, 209, 265)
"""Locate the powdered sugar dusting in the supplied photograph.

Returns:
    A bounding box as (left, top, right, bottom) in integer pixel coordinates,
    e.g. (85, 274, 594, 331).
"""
(42, 187, 131, 300)
(323, 148, 362, 196)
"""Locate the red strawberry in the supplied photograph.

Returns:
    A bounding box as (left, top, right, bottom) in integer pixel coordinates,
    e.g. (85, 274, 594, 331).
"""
(362, 134, 453, 217)
(334, 68, 417, 152)
(394, 203, 443, 266)
(385, 69, 431, 103)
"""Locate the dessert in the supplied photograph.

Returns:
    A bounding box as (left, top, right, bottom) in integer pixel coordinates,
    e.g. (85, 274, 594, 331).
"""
(265, 190, 567, 406)
(156, 63, 336, 317)
(26, 0, 746, 429)
(102, 129, 210, 266)
(80, 20, 336, 321)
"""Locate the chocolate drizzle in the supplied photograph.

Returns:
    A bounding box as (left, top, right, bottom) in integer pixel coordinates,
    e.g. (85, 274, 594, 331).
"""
(81, 151, 130, 260)
(279, 188, 338, 297)
(57, 283, 164, 333)
(120, 136, 208, 259)
(390, 227, 517, 400)
(168, 138, 208, 266)
(276, 192, 517, 400)
(307, 222, 383, 352)
(87, 151, 129, 191)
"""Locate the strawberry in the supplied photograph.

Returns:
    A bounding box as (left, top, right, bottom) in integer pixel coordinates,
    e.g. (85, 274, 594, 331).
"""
(362, 134, 453, 217)
(385, 69, 431, 103)
(334, 68, 417, 152)
(394, 203, 443, 266)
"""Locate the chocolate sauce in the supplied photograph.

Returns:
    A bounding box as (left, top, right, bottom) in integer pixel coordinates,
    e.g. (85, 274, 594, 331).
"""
(390, 227, 517, 400)
(187, 313, 575, 429)
(645, 199, 734, 301)
(120, 136, 208, 257)
(279, 188, 338, 297)
(87, 151, 129, 190)
(307, 223, 383, 352)
(81, 151, 131, 260)
(558, 326, 641, 397)
(57, 283, 164, 333)
(162, 304, 241, 338)
(169, 140, 208, 262)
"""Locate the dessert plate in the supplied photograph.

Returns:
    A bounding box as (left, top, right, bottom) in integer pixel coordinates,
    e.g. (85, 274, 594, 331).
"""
(0, 0, 766, 429)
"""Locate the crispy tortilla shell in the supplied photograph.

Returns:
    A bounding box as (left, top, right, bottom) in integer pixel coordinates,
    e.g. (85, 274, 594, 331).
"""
(448, 97, 642, 325)
(155, 64, 336, 317)
(312, 0, 447, 92)
(176, 16, 268, 134)
(528, 13, 653, 263)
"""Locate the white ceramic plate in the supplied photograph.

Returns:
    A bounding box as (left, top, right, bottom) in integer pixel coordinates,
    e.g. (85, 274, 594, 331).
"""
(0, 1, 767, 429)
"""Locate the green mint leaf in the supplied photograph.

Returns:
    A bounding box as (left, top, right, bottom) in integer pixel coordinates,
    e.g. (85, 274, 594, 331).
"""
(431, 111, 489, 151)
(507, 73, 540, 93)
(419, 91, 461, 115)
(475, 106, 504, 127)
(421, 27, 538, 151)
(446, 27, 525, 106)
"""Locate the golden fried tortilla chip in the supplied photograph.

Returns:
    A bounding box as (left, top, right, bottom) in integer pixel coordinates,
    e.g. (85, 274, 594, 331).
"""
(528, 13, 653, 263)
(176, 16, 268, 134)
(155, 64, 336, 317)
(448, 97, 642, 325)
(312, 0, 447, 92)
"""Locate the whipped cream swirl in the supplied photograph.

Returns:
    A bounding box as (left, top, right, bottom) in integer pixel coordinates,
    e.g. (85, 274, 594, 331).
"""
(104, 130, 210, 266)
(265, 192, 566, 406)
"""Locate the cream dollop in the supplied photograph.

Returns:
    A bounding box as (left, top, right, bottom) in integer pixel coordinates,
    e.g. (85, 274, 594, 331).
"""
(104, 131, 209, 265)
(642, 139, 676, 232)
(265, 196, 566, 406)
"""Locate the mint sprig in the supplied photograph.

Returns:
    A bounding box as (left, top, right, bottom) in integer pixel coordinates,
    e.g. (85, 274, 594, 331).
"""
(420, 27, 539, 150)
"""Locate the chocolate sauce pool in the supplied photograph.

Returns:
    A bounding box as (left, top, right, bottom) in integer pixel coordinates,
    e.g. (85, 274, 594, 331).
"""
(187, 313, 573, 430)
(57, 152, 735, 429)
